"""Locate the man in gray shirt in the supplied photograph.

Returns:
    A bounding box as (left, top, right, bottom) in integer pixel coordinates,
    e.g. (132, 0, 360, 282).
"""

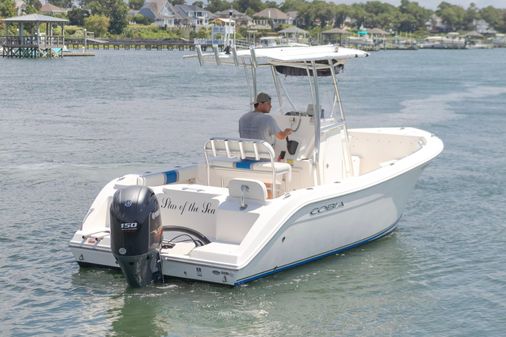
(239, 92, 292, 146)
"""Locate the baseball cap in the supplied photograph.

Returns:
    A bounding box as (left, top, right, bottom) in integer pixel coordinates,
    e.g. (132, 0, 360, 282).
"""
(254, 92, 271, 104)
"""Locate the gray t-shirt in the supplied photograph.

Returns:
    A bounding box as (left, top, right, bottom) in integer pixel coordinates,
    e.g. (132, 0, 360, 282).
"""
(239, 111, 281, 146)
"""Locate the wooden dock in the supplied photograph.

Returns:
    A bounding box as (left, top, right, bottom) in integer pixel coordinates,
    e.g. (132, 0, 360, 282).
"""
(64, 38, 197, 51)
(62, 50, 95, 57)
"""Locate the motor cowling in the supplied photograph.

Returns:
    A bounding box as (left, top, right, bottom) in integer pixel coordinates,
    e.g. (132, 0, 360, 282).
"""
(110, 185, 163, 287)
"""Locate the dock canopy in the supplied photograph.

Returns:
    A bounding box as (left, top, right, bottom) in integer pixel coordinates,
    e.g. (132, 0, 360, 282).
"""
(322, 28, 349, 35)
(2, 13, 69, 24)
(278, 26, 309, 42)
(278, 26, 309, 35)
(368, 28, 389, 36)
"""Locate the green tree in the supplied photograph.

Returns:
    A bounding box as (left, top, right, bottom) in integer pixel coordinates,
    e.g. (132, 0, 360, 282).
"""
(350, 3, 367, 28)
(398, 0, 431, 32)
(501, 9, 506, 33)
(49, 0, 72, 8)
(86, 0, 128, 34)
(264, 1, 278, 9)
(192, 1, 204, 8)
(84, 14, 109, 36)
(333, 4, 352, 28)
(0, 0, 16, 18)
(395, 12, 418, 32)
(67, 8, 90, 26)
(480, 6, 503, 30)
(206, 0, 230, 12)
(436, 1, 466, 31)
(233, 0, 265, 14)
(129, 0, 144, 10)
(109, 2, 128, 34)
(310, 0, 335, 28)
(24, 0, 41, 14)
(464, 3, 480, 30)
(280, 0, 308, 12)
(361, 1, 397, 28)
(132, 13, 153, 24)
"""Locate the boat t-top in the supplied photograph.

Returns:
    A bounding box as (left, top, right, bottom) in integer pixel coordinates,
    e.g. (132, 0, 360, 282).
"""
(69, 44, 443, 287)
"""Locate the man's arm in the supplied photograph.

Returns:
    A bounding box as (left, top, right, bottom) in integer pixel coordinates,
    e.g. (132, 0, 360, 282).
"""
(276, 128, 293, 140)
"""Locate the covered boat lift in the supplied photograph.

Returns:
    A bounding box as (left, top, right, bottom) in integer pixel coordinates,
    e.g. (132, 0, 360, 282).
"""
(1, 14, 68, 58)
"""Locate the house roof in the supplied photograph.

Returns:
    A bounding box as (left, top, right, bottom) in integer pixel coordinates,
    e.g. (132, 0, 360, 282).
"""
(368, 28, 388, 35)
(253, 8, 289, 20)
(139, 0, 182, 20)
(39, 3, 67, 14)
(1, 14, 68, 23)
(215, 9, 241, 17)
(139, 0, 162, 19)
(174, 4, 207, 15)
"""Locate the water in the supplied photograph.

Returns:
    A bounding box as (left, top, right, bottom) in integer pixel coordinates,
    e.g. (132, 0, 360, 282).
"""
(1, 48, 505, 336)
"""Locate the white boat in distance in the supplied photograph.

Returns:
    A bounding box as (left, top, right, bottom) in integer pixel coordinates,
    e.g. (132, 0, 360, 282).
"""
(69, 45, 443, 287)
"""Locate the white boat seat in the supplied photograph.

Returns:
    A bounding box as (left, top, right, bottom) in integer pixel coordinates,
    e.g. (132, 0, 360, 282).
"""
(228, 178, 267, 202)
(208, 158, 291, 179)
(204, 137, 291, 197)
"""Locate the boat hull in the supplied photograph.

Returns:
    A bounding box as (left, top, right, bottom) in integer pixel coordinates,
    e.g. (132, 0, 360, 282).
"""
(69, 127, 443, 286)
(155, 164, 425, 285)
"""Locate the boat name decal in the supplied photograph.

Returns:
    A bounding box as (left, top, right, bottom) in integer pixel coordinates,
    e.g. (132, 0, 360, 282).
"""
(159, 197, 216, 216)
(310, 201, 344, 216)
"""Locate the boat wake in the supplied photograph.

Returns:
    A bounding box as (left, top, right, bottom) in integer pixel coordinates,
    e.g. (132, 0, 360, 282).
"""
(394, 85, 506, 125)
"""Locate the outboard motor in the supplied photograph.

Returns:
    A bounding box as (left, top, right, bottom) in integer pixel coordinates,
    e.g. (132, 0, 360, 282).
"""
(110, 185, 163, 288)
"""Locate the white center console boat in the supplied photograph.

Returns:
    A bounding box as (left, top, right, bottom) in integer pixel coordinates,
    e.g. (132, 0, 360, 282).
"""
(69, 45, 443, 287)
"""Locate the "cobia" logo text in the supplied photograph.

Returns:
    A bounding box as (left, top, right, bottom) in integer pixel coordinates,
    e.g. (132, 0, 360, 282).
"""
(310, 201, 344, 216)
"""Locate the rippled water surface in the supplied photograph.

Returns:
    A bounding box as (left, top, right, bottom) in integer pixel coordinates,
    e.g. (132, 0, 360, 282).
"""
(1, 48, 505, 337)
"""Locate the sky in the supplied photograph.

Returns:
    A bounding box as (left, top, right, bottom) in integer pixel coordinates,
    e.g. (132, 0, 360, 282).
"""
(336, 0, 506, 9)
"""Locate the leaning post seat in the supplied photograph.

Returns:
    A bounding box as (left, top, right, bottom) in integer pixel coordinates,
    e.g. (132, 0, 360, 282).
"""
(204, 137, 291, 197)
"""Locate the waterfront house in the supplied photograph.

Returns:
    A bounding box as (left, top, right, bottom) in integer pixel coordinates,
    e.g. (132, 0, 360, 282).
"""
(425, 14, 448, 33)
(213, 9, 252, 28)
(173, 4, 213, 29)
(473, 19, 497, 36)
(138, 0, 181, 28)
(286, 11, 302, 27)
(252, 8, 292, 30)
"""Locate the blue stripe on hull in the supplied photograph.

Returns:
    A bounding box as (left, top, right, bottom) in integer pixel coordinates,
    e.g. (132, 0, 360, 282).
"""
(235, 219, 400, 285)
